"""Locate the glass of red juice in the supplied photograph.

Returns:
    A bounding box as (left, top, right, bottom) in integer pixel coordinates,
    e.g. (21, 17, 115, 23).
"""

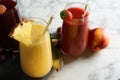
(61, 2, 90, 57)
(0, 0, 20, 49)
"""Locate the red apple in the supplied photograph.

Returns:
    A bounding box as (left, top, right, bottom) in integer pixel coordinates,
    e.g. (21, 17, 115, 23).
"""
(56, 27, 62, 37)
(88, 27, 110, 52)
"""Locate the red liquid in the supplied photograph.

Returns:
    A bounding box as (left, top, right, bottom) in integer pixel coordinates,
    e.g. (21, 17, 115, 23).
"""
(61, 7, 89, 57)
(0, 0, 20, 49)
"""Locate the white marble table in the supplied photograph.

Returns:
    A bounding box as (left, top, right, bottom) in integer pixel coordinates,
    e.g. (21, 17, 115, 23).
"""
(17, 0, 120, 80)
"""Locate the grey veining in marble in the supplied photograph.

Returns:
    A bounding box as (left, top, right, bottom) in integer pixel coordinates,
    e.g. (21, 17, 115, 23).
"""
(89, 60, 120, 80)
(16, 0, 120, 80)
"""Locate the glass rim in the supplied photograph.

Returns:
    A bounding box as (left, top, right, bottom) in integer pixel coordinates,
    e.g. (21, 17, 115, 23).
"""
(64, 2, 90, 21)
(0, 0, 17, 9)
(65, 2, 88, 9)
(27, 17, 48, 25)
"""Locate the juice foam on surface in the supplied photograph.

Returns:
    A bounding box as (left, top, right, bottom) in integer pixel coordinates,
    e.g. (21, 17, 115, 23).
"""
(68, 7, 89, 19)
(30, 23, 45, 45)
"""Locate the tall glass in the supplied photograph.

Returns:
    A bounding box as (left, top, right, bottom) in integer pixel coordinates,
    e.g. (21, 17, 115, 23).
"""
(61, 2, 90, 57)
(19, 18, 53, 78)
(0, 0, 20, 49)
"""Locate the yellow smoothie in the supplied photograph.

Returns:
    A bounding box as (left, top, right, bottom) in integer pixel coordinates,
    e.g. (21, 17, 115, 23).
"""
(19, 22, 53, 78)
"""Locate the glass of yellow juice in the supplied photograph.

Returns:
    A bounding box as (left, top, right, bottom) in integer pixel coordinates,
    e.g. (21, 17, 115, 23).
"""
(19, 18, 53, 78)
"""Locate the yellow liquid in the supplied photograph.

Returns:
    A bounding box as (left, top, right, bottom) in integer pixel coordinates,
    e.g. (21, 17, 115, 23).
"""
(20, 23, 53, 78)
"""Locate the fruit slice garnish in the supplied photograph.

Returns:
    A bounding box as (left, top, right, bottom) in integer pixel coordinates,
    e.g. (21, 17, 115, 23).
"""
(9, 20, 33, 46)
(56, 27, 62, 37)
(0, 4, 6, 15)
(60, 10, 73, 20)
(51, 34, 64, 72)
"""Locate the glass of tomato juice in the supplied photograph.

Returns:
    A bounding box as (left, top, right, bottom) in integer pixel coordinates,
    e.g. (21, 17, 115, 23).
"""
(61, 2, 90, 57)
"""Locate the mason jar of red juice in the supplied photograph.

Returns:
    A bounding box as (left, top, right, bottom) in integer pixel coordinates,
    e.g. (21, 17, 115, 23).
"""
(60, 2, 90, 57)
(0, 0, 20, 49)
